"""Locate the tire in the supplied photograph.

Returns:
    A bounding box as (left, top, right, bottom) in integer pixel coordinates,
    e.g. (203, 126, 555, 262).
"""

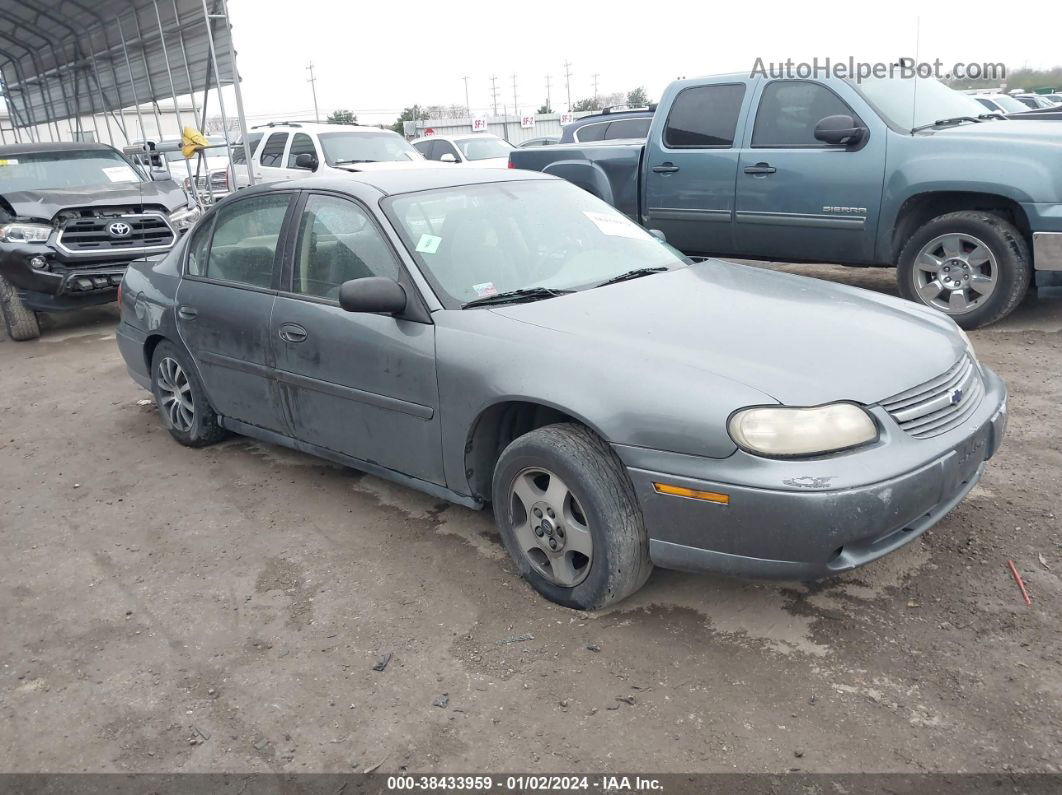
(897, 211, 1031, 329)
(491, 423, 652, 610)
(149, 340, 227, 447)
(0, 276, 41, 341)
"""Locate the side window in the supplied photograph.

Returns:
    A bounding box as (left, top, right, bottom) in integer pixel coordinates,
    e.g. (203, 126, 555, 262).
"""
(293, 194, 401, 300)
(413, 140, 434, 159)
(186, 216, 214, 276)
(575, 122, 607, 142)
(259, 132, 288, 167)
(203, 194, 290, 288)
(752, 81, 859, 147)
(287, 133, 317, 168)
(231, 132, 263, 164)
(663, 84, 746, 147)
(603, 118, 651, 140)
(432, 140, 459, 161)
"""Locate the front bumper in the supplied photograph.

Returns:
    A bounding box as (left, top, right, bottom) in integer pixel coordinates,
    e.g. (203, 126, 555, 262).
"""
(616, 367, 1007, 581)
(1, 242, 129, 311)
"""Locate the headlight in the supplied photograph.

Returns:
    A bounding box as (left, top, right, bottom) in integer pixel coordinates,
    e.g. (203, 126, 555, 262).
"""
(0, 222, 51, 243)
(168, 205, 202, 232)
(728, 403, 878, 457)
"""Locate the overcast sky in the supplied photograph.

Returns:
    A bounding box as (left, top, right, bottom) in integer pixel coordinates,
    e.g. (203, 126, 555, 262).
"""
(226, 0, 1059, 125)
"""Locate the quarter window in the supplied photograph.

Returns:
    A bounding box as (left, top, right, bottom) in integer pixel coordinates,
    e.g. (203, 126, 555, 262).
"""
(752, 81, 859, 147)
(287, 133, 317, 168)
(259, 132, 288, 167)
(293, 195, 401, 300)
(603, 118, 651, 140)
(574, 122, 607, 142)
(663, 84, 746, 147)
(186, 216, 214, 276)
(202, 194, 290, 288)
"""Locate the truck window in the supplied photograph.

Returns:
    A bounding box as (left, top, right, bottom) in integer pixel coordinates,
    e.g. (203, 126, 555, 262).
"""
(604, 119, 651, 140)
(752, 81, 859, 147)
(231, 132, 263, 164)
(287, 133, 317, 168)
(663, 84, 746, 148)
(575, 122, 608, 142)
(259, 132, 288, 167)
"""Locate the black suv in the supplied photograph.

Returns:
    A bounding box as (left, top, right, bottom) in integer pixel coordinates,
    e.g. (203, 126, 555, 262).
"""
(0, 142, 198, 340)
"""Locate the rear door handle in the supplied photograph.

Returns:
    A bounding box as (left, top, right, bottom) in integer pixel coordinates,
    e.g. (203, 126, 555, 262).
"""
(278, 323, 308, 343)
(743, 162, 776, 176)
(652, 163, 680, 174)
(177, 305, 198, 320)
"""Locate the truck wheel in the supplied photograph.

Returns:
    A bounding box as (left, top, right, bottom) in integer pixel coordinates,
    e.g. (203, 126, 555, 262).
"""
(150, 340, 227, 447)
(897, 211, 1031, 329)
(492, 423, 652, 610)
(0, 276, 42, 341)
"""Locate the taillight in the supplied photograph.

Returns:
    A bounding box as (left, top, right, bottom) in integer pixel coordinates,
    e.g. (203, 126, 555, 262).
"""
(507, 158, 515, 169)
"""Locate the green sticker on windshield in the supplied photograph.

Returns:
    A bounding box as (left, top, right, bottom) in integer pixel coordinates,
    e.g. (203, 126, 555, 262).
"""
(416, 233, 442, 254)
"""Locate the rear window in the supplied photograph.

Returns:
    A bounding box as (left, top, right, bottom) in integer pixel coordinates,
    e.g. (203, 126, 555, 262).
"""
(663, 84, 746, 148)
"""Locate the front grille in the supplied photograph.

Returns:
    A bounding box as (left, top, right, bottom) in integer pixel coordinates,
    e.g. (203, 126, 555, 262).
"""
(881, 355, 985, 439)
(57, 213, 175, 254)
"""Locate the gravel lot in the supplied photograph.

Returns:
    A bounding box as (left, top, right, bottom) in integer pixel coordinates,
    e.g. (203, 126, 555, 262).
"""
(1, 264, 1060, 774)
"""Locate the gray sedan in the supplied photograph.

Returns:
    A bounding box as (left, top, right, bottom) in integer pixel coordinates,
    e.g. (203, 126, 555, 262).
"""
(116, 170, 1007, 609)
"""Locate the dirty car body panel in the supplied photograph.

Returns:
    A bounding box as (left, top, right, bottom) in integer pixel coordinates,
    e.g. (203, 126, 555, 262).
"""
(117, 170, 1006, 583)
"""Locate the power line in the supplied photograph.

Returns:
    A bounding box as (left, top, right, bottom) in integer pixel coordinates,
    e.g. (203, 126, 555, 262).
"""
(305, 61, 320, 123)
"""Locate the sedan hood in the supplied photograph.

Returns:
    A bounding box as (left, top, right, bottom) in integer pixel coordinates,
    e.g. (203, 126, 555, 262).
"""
(491, 260, 966, 406)
(1, 179, 186, 221)
(462, 157, 512, 169)
(332, 160, 450, 172)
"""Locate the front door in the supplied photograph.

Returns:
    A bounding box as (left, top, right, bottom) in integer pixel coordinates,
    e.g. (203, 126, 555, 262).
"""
(643, 82, 750, 256)
(256, 131, 291, 183)
(271, 192, 444, 484)
(733, 80, 886, 264)
(176, 191, 295, 433)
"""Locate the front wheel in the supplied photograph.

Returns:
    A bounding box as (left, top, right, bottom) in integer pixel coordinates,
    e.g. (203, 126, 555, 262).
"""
(0, 276, 41, 341)
(897, 211, 1031, 329)
(491, 423, 652, 610)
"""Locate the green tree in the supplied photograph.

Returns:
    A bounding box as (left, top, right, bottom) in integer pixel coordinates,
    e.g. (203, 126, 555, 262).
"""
(536, 102, 553, 114)
(570, 97, 597, 112)
(327, 109, 357, 124)
(626, 86, 651, 107)
(390, 105, 430, 135)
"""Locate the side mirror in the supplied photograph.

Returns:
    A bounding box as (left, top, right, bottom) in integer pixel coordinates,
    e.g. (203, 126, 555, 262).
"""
(439, 152, 457, 163)
(648, 228, 667, 242)
(813, 115, 867, 147)
(150, 165, 171, 181)
(338, 277, 407, 315)
(294, 152, 319, 171)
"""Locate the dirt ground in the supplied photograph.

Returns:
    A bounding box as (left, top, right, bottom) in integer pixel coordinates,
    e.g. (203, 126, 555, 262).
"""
(1, 263, 1060, 775)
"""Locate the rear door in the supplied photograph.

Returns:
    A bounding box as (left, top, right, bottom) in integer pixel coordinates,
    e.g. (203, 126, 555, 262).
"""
(271, 191, 444, 483)
(643, 82, 750, 255)
(733, 80, 886, 263)
(175, 192, 296, 433)
(257, 131, 290, 182)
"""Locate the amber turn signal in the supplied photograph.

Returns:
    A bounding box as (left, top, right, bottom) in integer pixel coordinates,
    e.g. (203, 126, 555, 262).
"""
(652, 482, 729, 505)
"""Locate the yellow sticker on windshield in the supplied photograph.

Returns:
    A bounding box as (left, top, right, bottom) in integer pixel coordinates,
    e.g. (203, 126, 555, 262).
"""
(416, 233, 442, 254)
(0, 159, 18, 166)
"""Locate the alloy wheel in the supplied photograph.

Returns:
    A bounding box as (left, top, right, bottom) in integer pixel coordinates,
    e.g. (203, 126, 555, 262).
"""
(508, 467, 593, 587)
(912, 233, 998, 314)
(156, 356, 194, 432)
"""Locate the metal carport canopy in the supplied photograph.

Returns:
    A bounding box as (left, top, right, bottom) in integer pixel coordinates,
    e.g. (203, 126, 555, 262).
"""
(0, 0, 236, 140)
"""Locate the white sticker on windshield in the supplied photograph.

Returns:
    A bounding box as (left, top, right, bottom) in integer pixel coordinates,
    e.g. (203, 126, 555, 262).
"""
(0, 159, 18, 166)
(102, 165, 140, 183)
(472, 282, 498, 298)
(583, 211, 652, 240)
(416, 233, 443, 254)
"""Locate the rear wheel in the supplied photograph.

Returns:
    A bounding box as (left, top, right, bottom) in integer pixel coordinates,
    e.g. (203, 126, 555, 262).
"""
(897, 211, 1031, 329)
(492, 423, 652, 610)
(0, 276, 41, 341)
(150, 340, 227, 447)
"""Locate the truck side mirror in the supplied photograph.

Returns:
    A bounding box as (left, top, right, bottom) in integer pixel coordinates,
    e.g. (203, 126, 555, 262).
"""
(294, 152, 319, 171)
(814, 115, 867, 147)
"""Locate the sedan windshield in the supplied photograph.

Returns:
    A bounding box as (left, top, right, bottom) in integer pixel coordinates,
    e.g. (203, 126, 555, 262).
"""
(386, 180, 686, 305)
(984, 94, 1034, 113)
(0, 149, 144, 192)
(851, 76, 993, 131)
(318, 131, 423, 165)
(455, 136, 514, 161)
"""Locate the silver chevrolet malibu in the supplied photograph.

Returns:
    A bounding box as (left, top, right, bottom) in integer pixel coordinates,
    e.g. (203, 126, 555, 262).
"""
(116, 169, 1007, 609)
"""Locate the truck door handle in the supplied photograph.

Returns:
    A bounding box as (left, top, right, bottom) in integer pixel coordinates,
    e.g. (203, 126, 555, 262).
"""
(743, 162, 776, 176)
(652, 163, 680, 174)
(278, 323, 308, 343)
(177, 305, 198, 320)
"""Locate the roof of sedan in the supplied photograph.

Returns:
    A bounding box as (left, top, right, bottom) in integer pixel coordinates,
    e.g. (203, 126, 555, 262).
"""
(0, 141, 116, 157)
(284, 167, 554, 196)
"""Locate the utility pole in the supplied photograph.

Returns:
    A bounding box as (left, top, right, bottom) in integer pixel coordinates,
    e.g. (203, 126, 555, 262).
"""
(563, 60, 573, 111)
(545, 74, 552, 112)
(306, 61, 320, 122)
(592, 72, 600, 105)
(461, 75, 471, 118)
(511, 73, 518, 120)
(489, 74, 499, 117)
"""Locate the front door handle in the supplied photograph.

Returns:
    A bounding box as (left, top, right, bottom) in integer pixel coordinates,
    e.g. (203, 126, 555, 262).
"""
(177, 305, 198, 320)
(652, 163, 680, 174)
(278, 323, 308, 343)
(743, 162, 777, 176)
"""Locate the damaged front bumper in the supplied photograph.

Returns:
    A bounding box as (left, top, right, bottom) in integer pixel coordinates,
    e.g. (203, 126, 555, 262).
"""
(0, 242, 128, 311)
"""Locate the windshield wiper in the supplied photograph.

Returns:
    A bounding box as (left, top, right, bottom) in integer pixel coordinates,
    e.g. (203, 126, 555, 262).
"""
(332, 158, 378, 165)
(911, 116, 982, 133)
(462, 287, 574, 308)
(596, 266, 669, 287)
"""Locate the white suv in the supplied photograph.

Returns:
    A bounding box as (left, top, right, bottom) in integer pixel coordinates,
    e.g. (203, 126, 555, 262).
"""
(214, 122, 437, 191)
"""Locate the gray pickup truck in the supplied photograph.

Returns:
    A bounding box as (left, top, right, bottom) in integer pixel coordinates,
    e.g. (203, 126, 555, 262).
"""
(509, 73, 1062, 328)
